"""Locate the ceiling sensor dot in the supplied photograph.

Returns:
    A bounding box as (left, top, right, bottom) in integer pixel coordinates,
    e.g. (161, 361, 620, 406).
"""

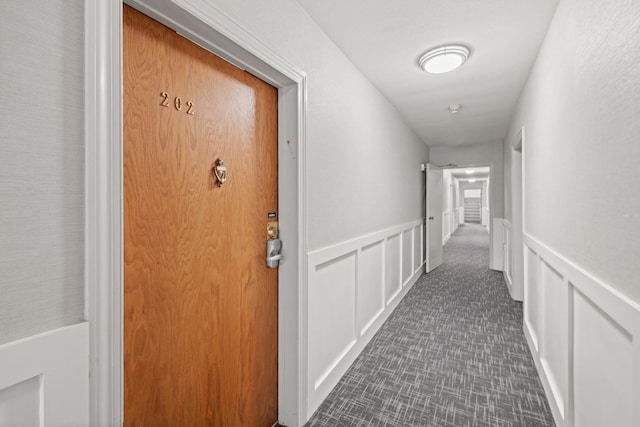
(449, 104, 462, 114)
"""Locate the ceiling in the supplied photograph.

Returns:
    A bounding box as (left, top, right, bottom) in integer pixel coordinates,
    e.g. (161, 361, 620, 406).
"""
(448, 166, 490, 181)
(295, 0, 559, 147)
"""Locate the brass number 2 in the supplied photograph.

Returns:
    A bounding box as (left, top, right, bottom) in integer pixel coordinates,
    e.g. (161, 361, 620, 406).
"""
(160, 92, 194, 115)
(160, 91, 169, 107)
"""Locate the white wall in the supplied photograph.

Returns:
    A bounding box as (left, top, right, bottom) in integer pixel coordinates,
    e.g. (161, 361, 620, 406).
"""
(430, 141, 504, 218)
(204, 1, 429, 420)
(505, 0, 640, 425)
(209, 0, 429, 251)
(0, 3, 90, 425)
(505, 0, 639, 306)
(430, 142, 503, 263)
(0, 1, 85, 344)
(3, 0, 429, 425)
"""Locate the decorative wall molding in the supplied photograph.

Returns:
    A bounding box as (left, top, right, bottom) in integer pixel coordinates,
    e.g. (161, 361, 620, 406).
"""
(443, 210, 451, 244)
(306, 220, 425, 417)
(0, 323, 89, 426)
(443, 209, 461, 244)
(523, 233, 640, 427)
(490, 218, 504, 271)
(503, 220, 513, 293)
(481, 207, 490, 228)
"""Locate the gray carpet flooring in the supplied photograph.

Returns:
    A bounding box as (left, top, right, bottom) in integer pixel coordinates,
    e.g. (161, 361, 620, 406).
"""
(305, 224, 554, 427)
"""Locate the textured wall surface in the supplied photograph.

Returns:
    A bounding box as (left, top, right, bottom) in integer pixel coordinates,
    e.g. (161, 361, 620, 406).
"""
(0, 1, 85, 344)
(505, 0, 640, 302)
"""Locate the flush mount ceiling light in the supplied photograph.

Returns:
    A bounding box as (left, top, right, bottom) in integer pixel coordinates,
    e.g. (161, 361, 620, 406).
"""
(449, 104, 462, 114)
(465, 169, 475, 174)
(419, 45, 470, 74)
(468, 179, 477, 183)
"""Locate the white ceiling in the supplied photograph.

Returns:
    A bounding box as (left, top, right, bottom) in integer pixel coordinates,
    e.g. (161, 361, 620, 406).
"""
(448, 166, 490, 181)
(296, 0, 559, 147)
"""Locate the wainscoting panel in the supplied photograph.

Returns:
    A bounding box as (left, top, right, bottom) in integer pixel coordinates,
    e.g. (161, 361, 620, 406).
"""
(385, 234, 402, 305)
(481, 207, 489, 227)
(401, 230, 413, 284)
(413, 225, 422, 274)
(503, 220, 513, 292)
(573, 289, 632, 427)
(452, 208, 459, 235)
(443, 210, 451, 244)
(523, 234, 640, 427)
(307, 220, 426, 417)
(358, 241, 385, 336)
(0, 323, 89, 426)
(308, 252, 357, 392)
(524, 244, 540, 352)
(539, 260, 568, 419)
(490, 218, 504, 271)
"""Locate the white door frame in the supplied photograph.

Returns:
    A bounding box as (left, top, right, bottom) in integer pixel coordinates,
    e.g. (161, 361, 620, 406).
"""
(425, 164, 443, 272)
(443, 163, 496, 265)
(510, 126, 525, 301)
(85, 1, 308, 426)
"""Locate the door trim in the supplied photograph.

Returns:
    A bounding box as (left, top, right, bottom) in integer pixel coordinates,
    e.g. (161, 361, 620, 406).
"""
(85, 1, 308, 425)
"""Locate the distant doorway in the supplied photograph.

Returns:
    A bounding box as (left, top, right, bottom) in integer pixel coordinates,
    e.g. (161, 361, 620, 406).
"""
(463, 189, 482, 224)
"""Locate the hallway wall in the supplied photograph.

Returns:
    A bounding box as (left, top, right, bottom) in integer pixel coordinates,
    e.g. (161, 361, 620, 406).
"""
(504, 0, 640, 425)
(1, 1, 429, 425)
(430, 141, 503, 219)
(0, 1, 85, 345)
(504, 0, 639, 304)
(430, 141, 503, 263)
(206, 1, 430, 420)
(209, 0, 429, 251)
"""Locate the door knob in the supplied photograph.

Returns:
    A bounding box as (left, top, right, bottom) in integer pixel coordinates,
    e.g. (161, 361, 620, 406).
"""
(429, 216, 434, 220)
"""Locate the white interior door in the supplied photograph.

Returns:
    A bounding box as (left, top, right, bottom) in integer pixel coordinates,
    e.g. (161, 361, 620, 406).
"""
(426, 164, 443, 272)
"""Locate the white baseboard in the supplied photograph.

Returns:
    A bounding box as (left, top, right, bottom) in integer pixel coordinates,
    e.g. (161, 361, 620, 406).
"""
(0, 322, 89, 427)
(306, 220, 425, 418)
(523, 234, 640, 427)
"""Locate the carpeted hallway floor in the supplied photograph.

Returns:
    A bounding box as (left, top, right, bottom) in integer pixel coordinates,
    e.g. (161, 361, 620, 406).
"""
(305, 224, 554, 427)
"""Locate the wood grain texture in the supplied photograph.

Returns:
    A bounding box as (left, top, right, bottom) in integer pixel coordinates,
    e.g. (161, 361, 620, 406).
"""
(123, 6, 278, 426)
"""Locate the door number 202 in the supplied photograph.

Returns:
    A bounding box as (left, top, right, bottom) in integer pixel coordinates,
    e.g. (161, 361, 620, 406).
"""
(160, 91, 195, 115)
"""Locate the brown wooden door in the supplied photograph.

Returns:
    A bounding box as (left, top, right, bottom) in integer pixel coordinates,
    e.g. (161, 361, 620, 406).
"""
(123, 6, 278, 426)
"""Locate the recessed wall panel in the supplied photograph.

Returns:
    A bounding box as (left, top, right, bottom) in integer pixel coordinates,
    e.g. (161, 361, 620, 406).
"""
(402, 230, 412, 284)
(0, 376, 40, 426)
(385, 234, 401, 304)
(309, 252, 357, 388)
(540, 260, 568, 416)
(413, 226, 421, 272)
(574, 289, 632, 427)
(524, 246, 539, 350)
(357, 242, 384, 335)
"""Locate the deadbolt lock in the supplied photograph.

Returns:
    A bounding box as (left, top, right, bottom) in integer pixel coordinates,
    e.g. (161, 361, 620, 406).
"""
(267, 221, 279, 240)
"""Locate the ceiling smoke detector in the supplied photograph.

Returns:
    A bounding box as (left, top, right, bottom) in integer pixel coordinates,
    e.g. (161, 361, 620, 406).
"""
(419, 44, 470, 74)
(449, 104, 462, 114)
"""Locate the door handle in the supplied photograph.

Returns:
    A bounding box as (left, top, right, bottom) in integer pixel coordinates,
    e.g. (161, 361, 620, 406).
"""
(429, 216, 434, 220)
(266, 239, 282, 268)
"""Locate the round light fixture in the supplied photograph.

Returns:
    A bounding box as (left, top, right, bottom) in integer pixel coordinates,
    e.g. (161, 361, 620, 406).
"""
(419, 45, 470, 74)
(469, 178, 477, 183)
(465, 169, 475, 174)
